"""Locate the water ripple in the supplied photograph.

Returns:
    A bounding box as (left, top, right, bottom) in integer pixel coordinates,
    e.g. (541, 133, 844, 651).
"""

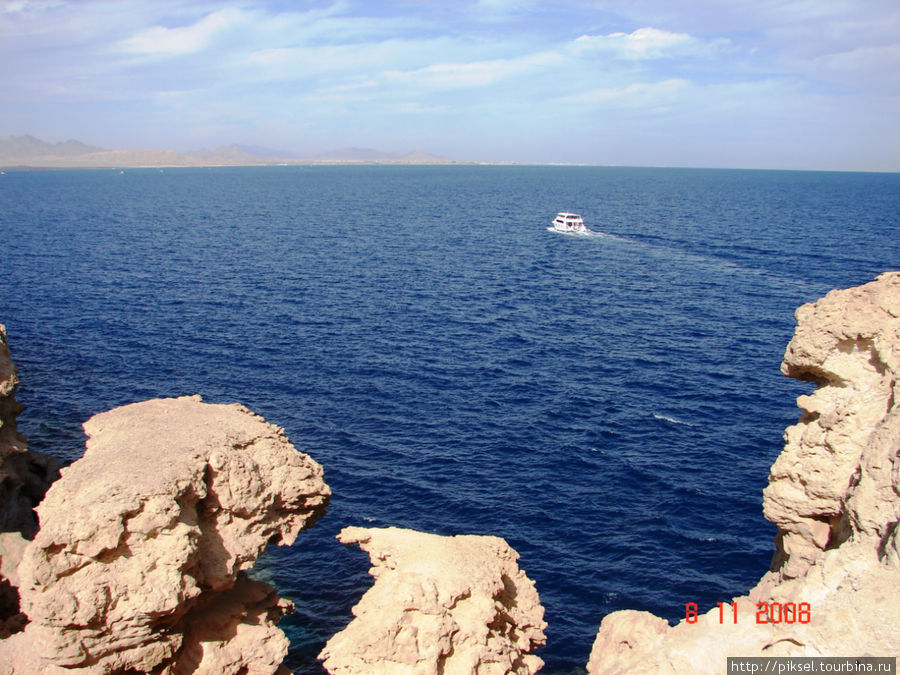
(1, 166, 897, 671)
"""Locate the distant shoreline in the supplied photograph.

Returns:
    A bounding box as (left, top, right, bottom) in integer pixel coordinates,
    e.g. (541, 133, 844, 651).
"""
(0, 134, 470, 171)
(2, 162, 896, 174)
(0, 160, 484, 170)
(3, 135, 898, 173)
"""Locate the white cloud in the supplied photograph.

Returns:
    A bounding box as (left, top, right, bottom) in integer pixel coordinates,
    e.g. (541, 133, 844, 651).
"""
(471, 0, 538, 17)
(243, 36, 470, 90)
(808, 43, 900, 90)
(380, 50, 561, 89)
(574, 27, 729, 60)
(770, 11, 900, 95)
(1, 0, 64, 15)
(556, 78, 689, 108)
(117, 8, 242, 56)
(2, 0, 898, 169)
(1, 1, 26, 13)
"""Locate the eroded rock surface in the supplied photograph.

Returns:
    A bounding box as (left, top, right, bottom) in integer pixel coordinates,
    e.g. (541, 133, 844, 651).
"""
(320, 526, 547, 674)
(0, 395, 330, 674)
(763, 271, 900, 584)
(587, 271, 900, 673)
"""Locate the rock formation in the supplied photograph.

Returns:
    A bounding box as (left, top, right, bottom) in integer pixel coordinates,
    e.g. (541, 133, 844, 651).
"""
(0, 395, 330, 674)
(0, 532, 29, 640)
(0, 325, 60, 640)
(319, 526, 547, 674)
(587, 271, 900, 673)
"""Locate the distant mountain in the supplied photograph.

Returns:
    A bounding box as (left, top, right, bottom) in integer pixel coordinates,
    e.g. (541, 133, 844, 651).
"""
(0, 134, 105, 159)
(0, 135, 455, 167)
(396, 150, 450, 163)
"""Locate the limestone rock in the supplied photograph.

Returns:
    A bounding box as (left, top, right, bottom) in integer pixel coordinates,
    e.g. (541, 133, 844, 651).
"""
(763, 271, 900, 584)
(0, 395, 330, 673)
(0, 324, 59, 538)
(172, 572, 295, 675)
(320, 526, 547, 674)
(587, 271, 900, 673)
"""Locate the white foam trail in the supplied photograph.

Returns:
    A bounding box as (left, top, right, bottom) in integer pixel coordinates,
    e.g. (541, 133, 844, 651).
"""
(653, 413, 693, 426)
(546, 227, 623, 240)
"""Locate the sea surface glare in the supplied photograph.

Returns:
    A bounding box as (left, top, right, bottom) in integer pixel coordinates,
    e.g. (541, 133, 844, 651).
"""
(1, 166, 898, 672)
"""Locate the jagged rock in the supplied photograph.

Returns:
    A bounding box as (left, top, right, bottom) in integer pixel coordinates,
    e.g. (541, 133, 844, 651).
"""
(587, 272, 900, 673)
(0, 324, 59, 539)
(320, 526, 547, 674)
(762, 271, 900, 584)
(0, 395, 330, 673)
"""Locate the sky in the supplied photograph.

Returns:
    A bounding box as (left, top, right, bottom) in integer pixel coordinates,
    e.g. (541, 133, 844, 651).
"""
(1, 0, 899, 170)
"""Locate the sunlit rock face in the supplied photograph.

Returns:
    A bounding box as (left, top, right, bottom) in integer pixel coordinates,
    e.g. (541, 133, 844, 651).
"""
(762, 271, 900, 584)
(587, 272, 900, 674)
(320, 526, 547, 675)
(0, 395, 330, 674)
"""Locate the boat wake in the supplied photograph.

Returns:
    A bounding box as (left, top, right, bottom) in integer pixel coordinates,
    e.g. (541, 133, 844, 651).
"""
(546, 226, 620, 239)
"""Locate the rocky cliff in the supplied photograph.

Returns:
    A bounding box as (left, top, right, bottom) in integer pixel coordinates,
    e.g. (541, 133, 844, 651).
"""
(320, 526, 547, 674)
(587, 271, 900, 673)
(0, 395, 331, 673)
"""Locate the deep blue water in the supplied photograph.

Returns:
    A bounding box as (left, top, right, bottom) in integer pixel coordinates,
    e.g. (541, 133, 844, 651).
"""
(1, 166, 898, 672)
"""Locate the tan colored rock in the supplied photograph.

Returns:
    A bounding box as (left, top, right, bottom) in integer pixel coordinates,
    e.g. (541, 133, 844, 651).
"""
(0, 395, 330, 673)
(320, 526, 547, 674)
(764, 271, 900, 583)
(587, 272, 900, 673)
(0, 532, 28, 638)
(173, 572, 295, 675)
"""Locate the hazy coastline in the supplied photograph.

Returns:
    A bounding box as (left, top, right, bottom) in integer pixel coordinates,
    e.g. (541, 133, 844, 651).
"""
(0, 134, 462, 170)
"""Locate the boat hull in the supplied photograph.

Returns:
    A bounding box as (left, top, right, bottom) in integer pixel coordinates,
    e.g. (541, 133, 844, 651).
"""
(548, 224, 588, 233)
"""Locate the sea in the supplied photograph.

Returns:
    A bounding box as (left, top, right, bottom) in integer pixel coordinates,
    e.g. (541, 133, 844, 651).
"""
(1, 165, 898, 672)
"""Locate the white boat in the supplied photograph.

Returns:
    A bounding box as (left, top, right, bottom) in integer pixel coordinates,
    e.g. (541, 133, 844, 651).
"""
(548, 212, 587, 233)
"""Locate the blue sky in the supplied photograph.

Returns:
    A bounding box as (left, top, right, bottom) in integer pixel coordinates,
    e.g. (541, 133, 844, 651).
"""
(2, 0, 898, 169)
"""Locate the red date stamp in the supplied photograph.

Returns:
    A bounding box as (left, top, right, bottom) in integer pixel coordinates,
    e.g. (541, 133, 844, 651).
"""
(684, 601, 811, 624)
